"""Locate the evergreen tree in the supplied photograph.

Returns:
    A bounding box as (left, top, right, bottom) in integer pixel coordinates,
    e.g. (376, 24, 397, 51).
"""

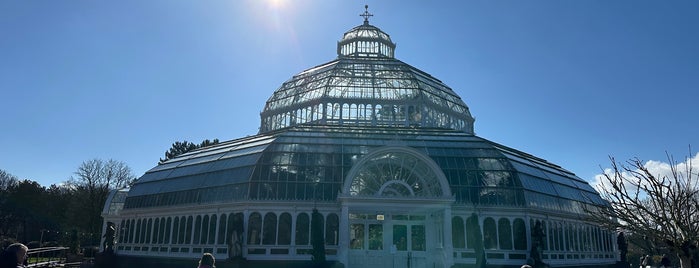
(159, 139, 220, 163)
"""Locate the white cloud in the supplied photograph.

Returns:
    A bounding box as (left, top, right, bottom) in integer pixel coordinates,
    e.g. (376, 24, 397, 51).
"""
(590, 152, 699, 194)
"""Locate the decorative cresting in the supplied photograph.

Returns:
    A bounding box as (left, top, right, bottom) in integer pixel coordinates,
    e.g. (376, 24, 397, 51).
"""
(342, 146, 452, 199)
(259, 6, 475, 134)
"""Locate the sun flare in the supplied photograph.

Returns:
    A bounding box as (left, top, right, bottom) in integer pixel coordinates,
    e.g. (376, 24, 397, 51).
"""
(266, 0, 287, 10)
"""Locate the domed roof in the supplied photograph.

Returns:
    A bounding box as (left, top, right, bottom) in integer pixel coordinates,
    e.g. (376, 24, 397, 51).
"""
(259, 9, 475, 134)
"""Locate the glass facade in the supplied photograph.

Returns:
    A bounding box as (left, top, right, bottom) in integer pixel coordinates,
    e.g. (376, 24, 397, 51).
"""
(124, 126, 605, 218)
(105, 11, 615, 267)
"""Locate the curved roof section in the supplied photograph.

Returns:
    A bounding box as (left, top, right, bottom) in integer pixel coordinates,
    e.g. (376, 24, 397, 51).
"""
(124, 126, 605, 217)
(259, 21, 474, 134)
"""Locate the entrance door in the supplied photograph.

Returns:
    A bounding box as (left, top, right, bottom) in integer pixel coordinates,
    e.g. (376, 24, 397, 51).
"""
(348, 213, 431, 268)
(390, 217, 428, 268)
(348, 215, 386, 268)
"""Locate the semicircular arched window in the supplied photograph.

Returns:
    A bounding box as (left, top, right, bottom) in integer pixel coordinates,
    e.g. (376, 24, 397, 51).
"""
(349, 151, 443, 198)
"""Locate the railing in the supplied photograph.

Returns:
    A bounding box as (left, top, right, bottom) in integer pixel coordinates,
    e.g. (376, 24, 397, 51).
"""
(25, 246, 82, 268)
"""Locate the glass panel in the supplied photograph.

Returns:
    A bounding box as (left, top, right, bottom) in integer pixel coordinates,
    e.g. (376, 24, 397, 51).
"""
(295, 213, 310, 245)
(483, 217, 497, 249)
(208, 215, 217, 244)
(135, 219, 142, 243)
(411, 225, 425, 251)
(152, 218, 160, 244)
(369, 224, 383, 250)
(263, 212, 277, 245)
(513, 218, 527, 250)
(498, 218, 513, 250)
(350, 224, 365, 249)
(393, 225, 407, 251)
(278, 213, 292, 245)
(248, 213, 261, 245)
(201, 215, 209, 244)
(452, 216, 465, 248)
(194, 216, 202, 245)
(146, 219, 152, 244)
(218, 214, 227, 245)
(325, 213, 339, 245)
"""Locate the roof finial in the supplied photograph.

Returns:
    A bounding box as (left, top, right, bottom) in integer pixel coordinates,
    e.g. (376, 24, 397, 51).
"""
(360, 5, 373, 25)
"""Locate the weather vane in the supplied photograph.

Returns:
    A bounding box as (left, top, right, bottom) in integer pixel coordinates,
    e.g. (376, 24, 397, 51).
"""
(360, 5, 373, 24)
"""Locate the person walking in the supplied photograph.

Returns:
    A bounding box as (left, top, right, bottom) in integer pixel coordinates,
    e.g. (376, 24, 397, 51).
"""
(197, 253, 215, 268)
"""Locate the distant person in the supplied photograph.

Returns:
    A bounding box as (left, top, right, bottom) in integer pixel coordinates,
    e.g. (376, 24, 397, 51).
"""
(1, 243, 28, 268)
(197, 253, 215, 268)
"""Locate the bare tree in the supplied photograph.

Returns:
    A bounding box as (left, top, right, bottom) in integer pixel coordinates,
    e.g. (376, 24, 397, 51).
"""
(588, 152, 699, 268)
(66, 159, 136, 245)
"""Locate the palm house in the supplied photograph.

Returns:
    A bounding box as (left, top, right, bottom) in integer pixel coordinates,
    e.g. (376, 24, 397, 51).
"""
(101, 7, 618, 268)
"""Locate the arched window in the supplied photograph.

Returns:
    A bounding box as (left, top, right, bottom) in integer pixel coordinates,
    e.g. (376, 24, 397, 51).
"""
(172, 217, 180, 244)
(558, 223, 565, 251)
(138, 218, 145, 243)
(342, 103, 350, 120)
(295, 213, 310, 245)
(172, 217, 179, 244)
(135, 219, 142, 243)
(326, 213, 339, 245)
(498, 218, 512, 250)
(201, 215, 209, 244)
(165, 217, 172, 244)
(248, 212, 262, 245)
(465, 215, 478, 249)
(218, 214, 227, 245)
(452, 216, 465, 248)
(194, 215, 202, 245)
(146, 218, 153, 244)
(119, 220, 126, 243)
(278, 213, 292, 245)
(232, 213, 244, 244)
(159, 217, 166, 243)
(209, 214, 217, 244)
(152, 218, 160, 244)
(185, 216, 193, 244)
(263, 212, 278, 245)
(127, 219, 136, 243)
(513, 218, 527, 250)
(350, 104, 358, 120)
(483, 217, 497, 249)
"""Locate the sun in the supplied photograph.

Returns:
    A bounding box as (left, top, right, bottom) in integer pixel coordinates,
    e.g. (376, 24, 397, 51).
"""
(266, 0, 288, 10)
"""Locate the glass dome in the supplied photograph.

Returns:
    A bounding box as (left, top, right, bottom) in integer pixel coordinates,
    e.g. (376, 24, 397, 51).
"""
(259, 19, 475, 134)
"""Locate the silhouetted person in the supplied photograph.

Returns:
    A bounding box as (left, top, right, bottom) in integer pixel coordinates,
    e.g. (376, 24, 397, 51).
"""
(103, 222, 116, 252)
(1, 243, 28, 268)
(197, 253, 215, 268)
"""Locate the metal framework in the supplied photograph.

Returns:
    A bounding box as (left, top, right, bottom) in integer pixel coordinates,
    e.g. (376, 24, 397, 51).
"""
(260, 18, 474, 134)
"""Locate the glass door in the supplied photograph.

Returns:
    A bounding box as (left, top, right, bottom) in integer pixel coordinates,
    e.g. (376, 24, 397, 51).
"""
(391, 221, 427, 268)
(349, 214, 386, 268)
(348, 213, 430, 268)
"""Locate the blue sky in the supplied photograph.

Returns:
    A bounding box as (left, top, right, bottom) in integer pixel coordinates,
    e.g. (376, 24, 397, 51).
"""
(1, 0, 697, 187)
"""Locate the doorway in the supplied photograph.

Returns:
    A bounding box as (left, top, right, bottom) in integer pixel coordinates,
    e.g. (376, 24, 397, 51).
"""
(348, 213, 430, 268)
